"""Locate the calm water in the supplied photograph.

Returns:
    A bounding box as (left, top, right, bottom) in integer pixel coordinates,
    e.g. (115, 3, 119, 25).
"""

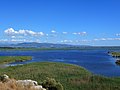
(0, 50, 120, 77)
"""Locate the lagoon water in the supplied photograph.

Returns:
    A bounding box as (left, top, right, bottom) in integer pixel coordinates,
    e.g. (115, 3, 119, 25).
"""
(0, 50, 120, 77)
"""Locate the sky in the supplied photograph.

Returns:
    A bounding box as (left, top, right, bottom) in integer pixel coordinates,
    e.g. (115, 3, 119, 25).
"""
(0, 0, 120, 46)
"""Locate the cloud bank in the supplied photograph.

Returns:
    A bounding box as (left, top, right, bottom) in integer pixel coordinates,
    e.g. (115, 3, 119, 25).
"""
(3, 28, 120, 45)
(4, 28, 44, 36)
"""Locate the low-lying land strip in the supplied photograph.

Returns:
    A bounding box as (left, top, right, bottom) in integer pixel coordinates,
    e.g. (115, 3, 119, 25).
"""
(0, 46, 120, 51)
(0, 56, 32, 64)
(111, 52, 120, 57)
(110, 52, 120, 65)
(0, 62, 120, 90)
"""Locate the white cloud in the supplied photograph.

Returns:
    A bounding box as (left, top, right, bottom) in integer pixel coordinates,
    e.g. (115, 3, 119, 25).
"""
(60, 39, 91, 44)
(94, 39, 99, 41)
(35, 39, 40, 43)
(18, 36, 24, 38)
(37, 32, 44, 36)
(116, 33, 120, 36)
(80, 40, 91, 42)
(11, 36, 16, 38)
(10, 39, 35, 42)
(93, 38, 120, 41)
(73, 32, 77, 35)
(0, 38, 24, 42)
(73, 32, 87, 35)
(114, 38, 120, 40)
(0, 39, 8, 42)
(49, 30, 58, 37)
(11, 39, 18, 42)
(74, 40, 91, 43)
(18, 30, 26, 35)
(46, 34, 49, 36)
(51, 30, 56, 33)
(11, 36, 24, 39)
(4, 28, 44, 36)
(94, 38, 108, 41)
(61, 40, 73, 43)
(62, 32, 68, 34)
(4, 28, 16, 35)
(101, 38, 106, 41)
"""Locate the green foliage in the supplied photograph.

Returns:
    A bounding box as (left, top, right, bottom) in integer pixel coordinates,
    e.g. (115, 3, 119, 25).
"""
(42, 77, 63, 90)
(111, 52, 120, 57)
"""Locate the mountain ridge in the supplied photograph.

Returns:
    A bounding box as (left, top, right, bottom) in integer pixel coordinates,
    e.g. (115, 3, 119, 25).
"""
(0, 42, 91, 48)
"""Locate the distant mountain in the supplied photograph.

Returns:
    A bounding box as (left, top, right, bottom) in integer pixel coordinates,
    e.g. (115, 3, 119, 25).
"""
(2, 42, 89, 48)
(12, 42, 74, 48)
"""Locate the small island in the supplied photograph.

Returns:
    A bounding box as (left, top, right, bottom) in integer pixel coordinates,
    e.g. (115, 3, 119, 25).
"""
(110, 52, 120, 65)
(111, 52, 120, 57)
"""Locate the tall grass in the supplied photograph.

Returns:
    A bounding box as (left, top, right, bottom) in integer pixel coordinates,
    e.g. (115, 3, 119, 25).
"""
(0, 62, 120, 90)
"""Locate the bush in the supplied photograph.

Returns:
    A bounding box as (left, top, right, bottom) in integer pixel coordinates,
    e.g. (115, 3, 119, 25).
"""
(42, 77, 63, 90)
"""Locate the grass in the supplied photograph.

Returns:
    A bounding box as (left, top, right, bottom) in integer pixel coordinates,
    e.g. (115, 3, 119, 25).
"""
(0, 62, 120, 90)
(0, 56, 32, 64)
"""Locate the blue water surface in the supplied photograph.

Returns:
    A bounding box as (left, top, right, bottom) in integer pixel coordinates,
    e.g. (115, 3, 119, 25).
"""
(0, 50, 120, 77)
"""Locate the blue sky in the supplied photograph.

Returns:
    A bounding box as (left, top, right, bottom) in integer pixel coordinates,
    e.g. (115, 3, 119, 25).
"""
(0, 0, 120, 46)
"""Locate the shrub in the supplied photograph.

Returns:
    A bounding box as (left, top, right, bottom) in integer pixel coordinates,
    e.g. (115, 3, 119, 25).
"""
(42, 77, 63, 90)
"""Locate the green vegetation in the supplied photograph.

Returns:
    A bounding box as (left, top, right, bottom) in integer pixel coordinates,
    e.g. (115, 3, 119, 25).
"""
(0, 56, 32, 64)
(110, 52, 120, 65)
(0, 62, 120, 90)
(111, 52, 120, 57)
(42, 77, 63, 90)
